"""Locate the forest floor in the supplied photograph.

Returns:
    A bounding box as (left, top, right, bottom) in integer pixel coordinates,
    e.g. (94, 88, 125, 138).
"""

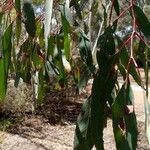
(0, 69, 149, 150)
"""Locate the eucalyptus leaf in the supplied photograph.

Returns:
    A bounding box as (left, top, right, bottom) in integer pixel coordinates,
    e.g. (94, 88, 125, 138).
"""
(0, 23, 12, 101)
(22, 0, 36, 37)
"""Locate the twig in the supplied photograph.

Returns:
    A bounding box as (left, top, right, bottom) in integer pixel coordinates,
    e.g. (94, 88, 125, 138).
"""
(88, 0, 93, 47)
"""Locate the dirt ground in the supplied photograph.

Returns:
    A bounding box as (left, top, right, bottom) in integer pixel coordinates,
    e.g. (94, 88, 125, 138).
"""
(0, 70, 150, 150)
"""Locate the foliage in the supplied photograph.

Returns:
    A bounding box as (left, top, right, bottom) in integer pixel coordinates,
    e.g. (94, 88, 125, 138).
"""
(0, 0, 150, 149)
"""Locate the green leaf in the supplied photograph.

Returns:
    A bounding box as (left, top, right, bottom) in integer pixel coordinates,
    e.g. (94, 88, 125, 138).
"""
(61, 13, 71, 60)
(113, 0, 120, 16)
(3, 24, 13, 74)
(113, 126, 129, 150)
(125, 112, 137, 150)
(79, 31, 94, 73)
(32, 43, 44, 69)
(55, 35, 67, 81)
(22, 0, 36, 37)
(0, 12, 3, 24)
(0, 57, 6, 101)
(0, 23, 12, 101)
(133, 5, 150, 39)
(35, 21, 42, 37)
(47, 35, 55, 57)
(124, 80, 137, 150)
(15, 0, 21, 11)
(37, 68, 45, 105)
(39, 23, 45, 49)
(117, 63, 126, 80)
(112, 83, 130, 150)
(74, 28, 118, 148)
(16, 38, 32, 83)
(77, 65, 92, 93)
(74, 97, 93, 150)
(97, 27, 116, 57)
(112, 83, 126, 119)
(128, 60, 143, 87)
(136, 40, 146, 71)
(112, 81, 137, 150)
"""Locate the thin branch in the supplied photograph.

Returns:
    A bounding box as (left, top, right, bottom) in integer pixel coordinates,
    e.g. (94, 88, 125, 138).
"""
(113, 5, 132, 23)
(135, 32, 150, 47)
(88, 0, 93, 47)
(130, 0, 136, 59)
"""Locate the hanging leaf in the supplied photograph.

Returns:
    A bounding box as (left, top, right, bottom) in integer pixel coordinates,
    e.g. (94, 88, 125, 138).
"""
(22, 0, 36, 37)
(112, 83, 130, 150)
(136, 40, 146, 70)
(79, 31, 94, 73)
(0, 12, 3, 24)
(74, 97, 93, 150)
(125, 80, 138, 150)
(133, 4, 150, 39)
(74, 26, 118, 149)
(112, 80, 137, 150)
(47, 35, 55, 57)
(0, 23, 12, 101)
(39, 23, 45, 49)
(32, 42, 44, 69)
(55, 35, 67, 82)
(113, 0, 120, 16)
(97, 26, 116, 56)
(125, 111, 138, 149)
(0, 58, 6, 101)
(77, 66, 91, 93)
(3, 23, 13, 75)
(61, 13, 71, 60)
(16, 38, 32, 83)
(37, 68, 45, 105)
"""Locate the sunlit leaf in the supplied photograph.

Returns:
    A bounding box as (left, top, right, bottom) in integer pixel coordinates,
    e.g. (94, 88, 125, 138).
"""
(0, 23, 12, 101)
(61, 13, 71, 60)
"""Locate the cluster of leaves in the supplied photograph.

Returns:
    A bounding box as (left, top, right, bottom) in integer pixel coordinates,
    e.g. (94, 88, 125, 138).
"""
(73, 0, 150, 150)
(0, 0, 150, 149)
(0, 0, 95, 104)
